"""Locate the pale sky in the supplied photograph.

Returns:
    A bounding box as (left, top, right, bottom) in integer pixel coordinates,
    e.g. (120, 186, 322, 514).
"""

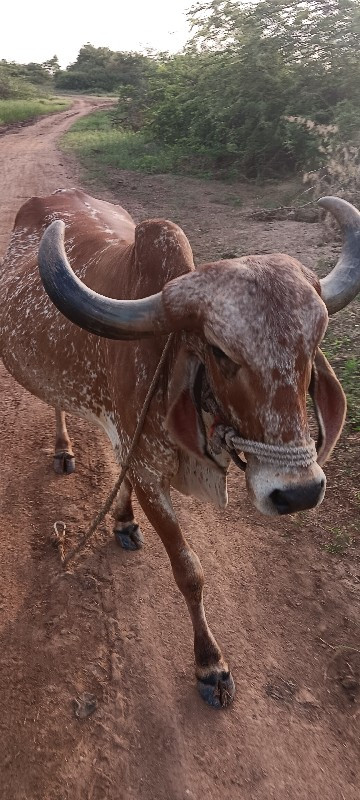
(1, 0, 194, 68)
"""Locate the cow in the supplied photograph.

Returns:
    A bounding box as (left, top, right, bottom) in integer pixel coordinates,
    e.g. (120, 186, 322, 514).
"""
(1, 188, 359, 708)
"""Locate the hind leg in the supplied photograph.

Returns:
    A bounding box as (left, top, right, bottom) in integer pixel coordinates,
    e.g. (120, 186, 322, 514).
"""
(53, 408, 75, 474)
(113, 476, 144, 550)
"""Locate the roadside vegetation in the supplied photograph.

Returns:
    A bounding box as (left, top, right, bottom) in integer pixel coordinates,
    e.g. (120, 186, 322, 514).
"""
(60, 111, 188, 176)
(0, 57, 70, 125)
(59, 1, 360, 185)
(0, 97, 70, 125)
(322, 328, 360, 432)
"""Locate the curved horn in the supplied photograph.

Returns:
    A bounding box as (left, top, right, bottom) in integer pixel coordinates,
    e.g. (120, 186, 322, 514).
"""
(318, 196, 360, 314)
(38, 220, 172, 340)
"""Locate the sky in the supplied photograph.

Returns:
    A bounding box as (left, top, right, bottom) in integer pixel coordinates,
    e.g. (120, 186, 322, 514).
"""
(1, 0, 194, 68)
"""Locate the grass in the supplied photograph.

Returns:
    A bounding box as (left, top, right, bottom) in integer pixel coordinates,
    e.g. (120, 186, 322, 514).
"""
(0, 97, 71, 125)
(61, 110, 220, 178)
(323, 526, 353, 554)
(322, 329, 360, 431)
(62, 113, 316, 200)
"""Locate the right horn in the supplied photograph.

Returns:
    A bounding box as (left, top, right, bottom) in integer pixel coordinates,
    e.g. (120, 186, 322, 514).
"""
(318, 196, 360, 314)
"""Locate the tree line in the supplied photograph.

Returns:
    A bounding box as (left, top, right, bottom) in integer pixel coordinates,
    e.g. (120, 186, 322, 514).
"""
(0, 57, 60, 99)
(3, 0, 360, 177)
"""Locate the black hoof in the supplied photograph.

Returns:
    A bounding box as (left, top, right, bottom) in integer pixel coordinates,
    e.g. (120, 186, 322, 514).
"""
(114, 523, 144, 551)
(197, 670, 235, 708)
(53, 451, 76, 475)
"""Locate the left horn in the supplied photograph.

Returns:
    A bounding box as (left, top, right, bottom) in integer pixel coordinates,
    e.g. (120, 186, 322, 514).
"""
(38, 220, 173, 340)
(318, 196, 360, 314)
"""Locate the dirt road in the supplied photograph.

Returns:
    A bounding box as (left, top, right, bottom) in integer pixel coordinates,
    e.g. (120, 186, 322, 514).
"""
(0, 98, 359, 800)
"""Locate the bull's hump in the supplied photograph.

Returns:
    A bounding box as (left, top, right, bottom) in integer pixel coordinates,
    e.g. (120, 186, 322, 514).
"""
(15, 189, 136, 244)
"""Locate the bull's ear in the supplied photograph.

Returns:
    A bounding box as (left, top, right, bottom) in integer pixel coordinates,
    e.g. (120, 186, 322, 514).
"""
(309, 348, 347, 466)
(166, 348, 210, 462)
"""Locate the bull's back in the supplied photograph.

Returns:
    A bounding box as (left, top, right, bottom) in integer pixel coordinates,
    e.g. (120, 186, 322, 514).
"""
(0, 188, 194, 450)
(0, 189, 128, 415)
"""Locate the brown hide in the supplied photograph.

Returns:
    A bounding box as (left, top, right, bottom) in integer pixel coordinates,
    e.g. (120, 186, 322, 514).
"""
(310, 348, 347, 466)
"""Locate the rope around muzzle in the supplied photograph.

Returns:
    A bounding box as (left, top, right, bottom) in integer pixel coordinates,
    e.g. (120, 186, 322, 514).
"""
(212, 425, 317, 469)
(52, 333, 175, 569)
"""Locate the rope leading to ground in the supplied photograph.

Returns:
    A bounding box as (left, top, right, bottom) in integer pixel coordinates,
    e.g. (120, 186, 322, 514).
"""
(52, 333, 174, 569)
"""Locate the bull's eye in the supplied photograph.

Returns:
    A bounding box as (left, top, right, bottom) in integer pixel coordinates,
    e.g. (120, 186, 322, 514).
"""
(211, 345, 228, 360)
(209, 344, 239, 379)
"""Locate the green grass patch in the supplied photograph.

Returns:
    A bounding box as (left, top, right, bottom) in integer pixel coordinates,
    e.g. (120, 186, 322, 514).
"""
(0, 97, 71, 125)
(323, 526, 353, 555)
(61, 110, 218, 178)
(322, 331, 360, 431)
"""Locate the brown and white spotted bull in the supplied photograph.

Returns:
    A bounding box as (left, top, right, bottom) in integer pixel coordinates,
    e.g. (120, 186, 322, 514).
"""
(1, 189, 359, 708)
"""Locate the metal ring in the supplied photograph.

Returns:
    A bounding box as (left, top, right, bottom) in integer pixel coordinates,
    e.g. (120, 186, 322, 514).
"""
(54, 520, 66, 535)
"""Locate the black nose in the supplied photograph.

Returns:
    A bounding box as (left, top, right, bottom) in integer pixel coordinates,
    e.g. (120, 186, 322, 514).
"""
(270, 481, 325, 515)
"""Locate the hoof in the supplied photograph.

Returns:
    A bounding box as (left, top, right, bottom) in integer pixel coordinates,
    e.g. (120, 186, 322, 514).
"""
(197, 669, 235, 709)
(53, 451, 76, 475)
(114, 523, 144, 551)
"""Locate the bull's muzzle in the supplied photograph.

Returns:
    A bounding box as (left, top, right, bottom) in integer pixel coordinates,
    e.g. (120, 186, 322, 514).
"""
(245, 457, 326, 517)
(270, 479, 325, 515)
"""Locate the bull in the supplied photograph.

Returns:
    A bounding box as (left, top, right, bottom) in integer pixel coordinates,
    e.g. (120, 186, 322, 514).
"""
(1, 188, 359, 708)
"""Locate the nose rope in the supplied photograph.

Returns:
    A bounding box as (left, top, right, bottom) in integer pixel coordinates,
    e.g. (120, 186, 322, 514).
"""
(212, 425, 317, 469)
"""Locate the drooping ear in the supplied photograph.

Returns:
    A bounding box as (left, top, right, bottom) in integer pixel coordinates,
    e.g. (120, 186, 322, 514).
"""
(166, 347, 216, 465)
(309, 348, 347, 466)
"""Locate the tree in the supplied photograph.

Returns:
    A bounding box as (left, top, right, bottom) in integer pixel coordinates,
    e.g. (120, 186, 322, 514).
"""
(140, 0, 360, 175)
(55, 2, 360, 177)
(42, 55, 60, 76)
(55, 45, 154, 94)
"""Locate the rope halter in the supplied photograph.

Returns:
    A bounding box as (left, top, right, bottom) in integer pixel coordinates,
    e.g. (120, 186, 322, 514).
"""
(211, 424, 318, 471)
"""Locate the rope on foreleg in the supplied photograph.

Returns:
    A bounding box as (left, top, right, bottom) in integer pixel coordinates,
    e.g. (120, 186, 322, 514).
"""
(51, 333, 175, 569)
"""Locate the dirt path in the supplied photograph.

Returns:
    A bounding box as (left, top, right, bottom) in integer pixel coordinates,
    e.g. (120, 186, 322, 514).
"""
(0, 100, 359, 800)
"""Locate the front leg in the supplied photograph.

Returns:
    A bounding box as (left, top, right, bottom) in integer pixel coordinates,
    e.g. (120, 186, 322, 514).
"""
(134, 478, 235, 708)
(113, 476, 144, 550)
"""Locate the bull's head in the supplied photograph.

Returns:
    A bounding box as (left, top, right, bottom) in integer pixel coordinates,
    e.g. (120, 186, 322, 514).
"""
(38, 197, 359, 517)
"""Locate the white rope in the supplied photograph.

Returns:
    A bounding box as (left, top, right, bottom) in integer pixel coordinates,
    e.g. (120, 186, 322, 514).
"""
(213, 425, 317, 469)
